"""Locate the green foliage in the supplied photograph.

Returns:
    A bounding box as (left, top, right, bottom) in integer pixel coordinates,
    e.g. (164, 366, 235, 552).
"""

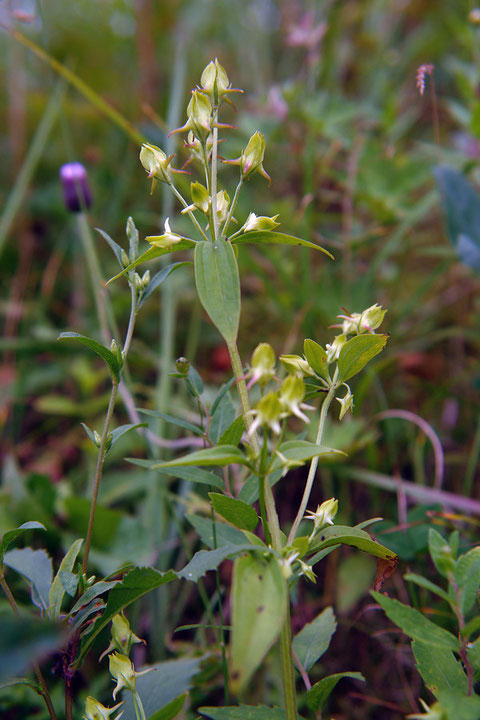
(209, 493, 259, 532)
(337, 333, 389, 383)
(306, 672, 365, 712)
(292, 607, 337, 672)
(57, 332, 122, 382)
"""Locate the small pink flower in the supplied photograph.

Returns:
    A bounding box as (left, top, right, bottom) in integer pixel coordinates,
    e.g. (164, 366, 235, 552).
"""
(416, 64, 434, 96)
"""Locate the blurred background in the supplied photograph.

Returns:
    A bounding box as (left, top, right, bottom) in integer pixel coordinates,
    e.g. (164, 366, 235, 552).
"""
(1, 1, 480, 718)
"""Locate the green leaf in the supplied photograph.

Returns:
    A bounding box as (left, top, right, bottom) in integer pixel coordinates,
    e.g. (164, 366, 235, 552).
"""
(436, 690, 480, 720)
(209, 493, 258, 532)
(306, 672, 365, 712)
(126, 459, 224, 489)
(337, 333, 388, 383)
(4, 548, 52, 612)
(48, 538, 83, 619)
(428, 528, 453, 579)
(211, 376, 236, 416)
(59, 570, 78, 597)
(404, 572, 451, 604)
(76, 567, 176, 665)
(57, 332, 121, 382)
(270, 441, 344, 472)
(186, 514, 247, 549)
(210, 393, 236, 445)
(146, 694, 186, 720)
(239, 470, 283, 505)
(137, 262, 191, 309)
(69, 580, 119, 614)
(0, 522, 46, 565)
(96, 227, 124, 268)
(194, 238, 240, 344)
(199, 707, 287, 720)
(218, 416, 245, 446)
(293, 607, 337, 672)
(137, 409, 203, 436)
(149, 446, 250, 470)
(121, 658, 201, 720)
(178, 544, 264, 582)
(0, 614, 62, 684)
(467, 637, 480, 671)
(107, 241, 196, 284)
(412, 640, 467, 698)
(230, 554, 288, 694)
(371, 591, 459, 651)
(234, 230, 334, 259)
(309, 525, 398, 561)
(110, 423, 148, 446)
(454, 547, 480, 615)
(304, 339, 329, 380)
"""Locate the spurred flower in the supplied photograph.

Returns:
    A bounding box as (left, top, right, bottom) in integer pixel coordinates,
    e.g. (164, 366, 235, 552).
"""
(83, 696, 123, 720)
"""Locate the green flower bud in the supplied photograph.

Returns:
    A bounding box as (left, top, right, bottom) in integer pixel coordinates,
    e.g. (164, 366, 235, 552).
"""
(175, 357, 190, 375)
(139, 143, 173, 184)
(250, 342, 276, 387)
(248, 391, 284, 436)
(141, 270, 150, 287)
(279, 376, 313, 424)
(93, 430, 102, 448)
(112, 613, 144, 655)
(279, 354, 314, 377)
(146, 218, 183, 249)
(121, 249, 130, 268)
(133, 272, 143, 292)
(337, 387, 354, 421)
(126, 216, 139, 260)
(305, 498, 338, 540)
(360, 304, 387, 332)
(325, 334, 346, 363)
(109, 653, 137, 699)
(190, 181, 210, 213)
(243, 212, 280, 232)
(199, 58, 238, 103)
(83, 696, 123, 720)
(223, 131, 271, 184)
(187, 90, 213, 140)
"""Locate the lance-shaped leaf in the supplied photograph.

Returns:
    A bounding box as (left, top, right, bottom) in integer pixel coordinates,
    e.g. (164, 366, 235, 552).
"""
(337, 333, 388, 383)
(306, 672, 365, 712)
(308, 525, 397, 561)
(0, 522, 46, 566)
(148, 445, 250, 470)
(230, 554, 287, 694)
(270, 441, 344, 472)
(48, 538, 83, 619)
(57, 332, 121, 382)
(126, 458, 224, 489)
(96, 227, 124, 267)
(194, 238, 240, 345)
(137, 261, 191, 309)
(233, 230, 334, 259)
(209, 493, 259, 532)
(107, 240, 196, 284)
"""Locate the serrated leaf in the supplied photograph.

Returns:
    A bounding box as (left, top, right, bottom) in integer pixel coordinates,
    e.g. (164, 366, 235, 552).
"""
(218, 416, 245, 446)
(230, 554, 287, 694)
(57, 332, 121, 382)
(337, 333, 388, 383)
(178, 544, 263, 582)
(309, 525, 397, 561)
(209, 493, 258, 532)
(306, 672, 365, 711)
(194, 238, 240, 344)
(0, 522, 46, 565)
(149, 445, 250, 470)
(107, 241, 196, 285)
(412, 640, 467, 698)
(371, 591, 459, 651)
(304, 339, 329, 380)
(76, 567, 176, 665)
(293, 607, 337, 672)
(4, 548, 52, 611)
(234, 230, 334, 259)
(137, 262, 191, 309)
(96, 227, 124, 267)
(48, 538, 83, 619)
(137, 409, 203, 436)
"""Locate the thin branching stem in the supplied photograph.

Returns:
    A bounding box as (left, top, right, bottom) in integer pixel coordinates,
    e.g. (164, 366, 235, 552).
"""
(169, 184, 209, 241)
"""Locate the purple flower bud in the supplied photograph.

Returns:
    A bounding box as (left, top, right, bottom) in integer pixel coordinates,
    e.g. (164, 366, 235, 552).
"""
(59, 162, 92, 212)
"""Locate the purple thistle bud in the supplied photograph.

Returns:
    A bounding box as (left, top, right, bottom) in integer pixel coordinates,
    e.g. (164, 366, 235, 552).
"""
(59, 162, 92, 212)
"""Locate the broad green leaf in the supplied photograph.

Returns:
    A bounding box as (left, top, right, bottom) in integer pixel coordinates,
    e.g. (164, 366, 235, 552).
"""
(107, 241, 196, 284)
(147, 694, 186, 720)
(306, 672, 365, 711)
(210, 493, 258, 532)
(309, 525, 398, 561)
(0, 522, 46, 565)
(4, 548, 52, 612)
(218, 416, 245, 446)
(137, 261, 191, 309)
(230, 554, 288, 694)
(149, 445, 250, 470)
(57, 332, 121, 382)
(210, 393, 236, 445)
(122, 658, 202, 720)
(76, 567, 176, 665)
(126, 459, 223, 489)
(48, 538, 83, 619)
(234, 230, 334, 259)
(194, 238, 240, 344)
(337, 333, 388, 383)
(137, 409, 204, 436)
(371, 591, 459, 651)
(304, 339, 329, 380)
(69, 580, 119, 614)
(186, 514, 247, 549)
(199, 707, 287, 720)
(404, 573, 451, 604)
(412, 640, 467, 698)
(436, 690, 480, 720)
(270, 441, 343, 472)
(0, 614, 62, 683)
(96, 227, 124, 267)
(293, 607, 337, 672)
(178, 544, 263, 582)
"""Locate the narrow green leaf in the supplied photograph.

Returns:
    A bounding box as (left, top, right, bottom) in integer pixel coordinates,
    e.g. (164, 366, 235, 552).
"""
(126, 459, 224, 489)
(57, 332, 121, 382)
(96, 227, 124, 267)
(4, 548, 52, 611)
(107, 240, 196, 285)
(59, 570, 78, 598)
(137, 262, 191, 309)
(48, 538, 83, 619)
(337, 333, 388, 383)
(404, 572, 451, 604)
(428, 528, 452, 579)
(293, 607, 337, 672)
(69, 580, 119, 615)
(371, 591, 459, 651)
(149, 445, 250, 470)
(230, 554, 288, 694)
(137, 409, 203, 436)
(211, 376, 236, 416)
(304, 339, 329, 380)
(110, 423, 147, 446)
(194, 238, 240, 344)
(76, 567, 176, 665)
(270, 441, 344, 472)
(218, 416, 245, 446)
(234, 230, 334, 259)
(0, 522, 46, 565)
(306, 672, 365, 712)
(210, 393, 235, 445)
(209, 493, 258, 532)
(412, 640, 467, 698)
(178, 544, 263, 582)
(147, 694, 186, 720)
(309, 525, 397, 561)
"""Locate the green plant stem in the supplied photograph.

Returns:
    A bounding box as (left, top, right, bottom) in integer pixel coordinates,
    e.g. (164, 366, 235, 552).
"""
(0, 573, 57, 720)
(132, 690, 147, 720)
(211, 110, 219, 241)
(258, 474, 272, 546)
(287, 378, 338, 545)
(221, 176, 243, 237)
(227, 341, 259, 455)
(211, 506, 230, 704)
(169, 183, 209, 241)
(82, 380, 118, 573)
(279, 602, 297, 720)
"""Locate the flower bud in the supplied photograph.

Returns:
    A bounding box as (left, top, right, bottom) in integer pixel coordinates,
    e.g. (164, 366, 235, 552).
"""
(133, 273, 143, 292)
(360, 304, 387, 333)
(325, 334, 346, 363)
(200, 58, 234, 103)
(141, 270, 150, 287)
(223, 131, 271, 184)
(121, 249, 130, 268)
(248, 391, 284, 436)
(279, 354, 314, 377)
(337, 387, 354, 420)
(250, 342, 276, 387)
(126, 217, 139, 261)
(111, 613, 144, 655)
(93, 430, 102, 448)
(83, 696, 123, 720)
(305, 498, 339, 539)
(146, 218, 182, 249)
(243, 212, 280, 232)
(175, 357, 190, 375)
(279, 376, 313, 423)
(187, 90, 213, 140)
(60, 162, 92, 213)
(139, 143, 172, 184)
(109, 653, 137, 699)
(190, 181, 210, 213)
